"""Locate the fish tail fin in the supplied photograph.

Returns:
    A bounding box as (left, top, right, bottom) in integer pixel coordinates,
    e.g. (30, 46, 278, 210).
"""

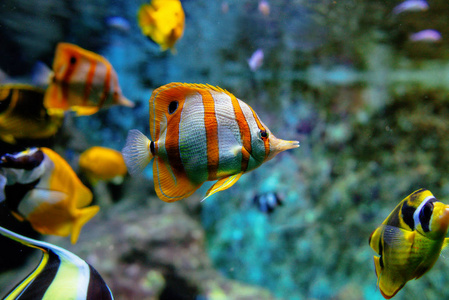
(138, 4, 155, 29)
(71, 205, 99, 244)
(122, 129, 153, 176)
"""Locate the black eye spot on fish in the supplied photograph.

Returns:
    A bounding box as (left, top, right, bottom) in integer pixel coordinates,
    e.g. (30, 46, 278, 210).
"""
(401, 201, 416, 230)
(168, 101, 178, 114)
(419, 199, 435, 232)
(70, 56, 77, 65)
(259, 129, 268, 139)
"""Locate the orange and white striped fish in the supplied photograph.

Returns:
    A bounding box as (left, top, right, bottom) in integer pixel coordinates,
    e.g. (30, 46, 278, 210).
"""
(122, 82, 299, 202)
(45, 43, 134, 116)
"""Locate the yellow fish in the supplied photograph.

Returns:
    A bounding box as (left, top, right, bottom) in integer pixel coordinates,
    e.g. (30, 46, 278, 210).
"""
(0, 84, 63, 144)
(45, 43, 134, 116)
(79, 146, 127, 185)
(137, 0, 185, 52)
(0, 147, 99, 244)
(369, 189, 449, 299)
(122, 82, 299, 202)
(0, 226, 114, 299)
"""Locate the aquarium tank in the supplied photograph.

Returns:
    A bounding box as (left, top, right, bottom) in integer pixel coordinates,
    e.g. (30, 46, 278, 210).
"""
(1, 0, 449, 299)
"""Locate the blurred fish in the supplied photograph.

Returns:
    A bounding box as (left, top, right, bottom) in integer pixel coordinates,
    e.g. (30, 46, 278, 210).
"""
(0, 84, 63, 144)
(221, 1, 229, 14)
(369, 189, 449, 299)
(106, 16, 131, 32)
(248, 49, 264, 72)
(0, 147, 99, 244)
(45, 43, 134, 116)
(392, 0, 429, 15)
(409, 29, 442, 42)
(79, 146, 127, 185)
(253, 192, 282, 214)
(137, 0, 185, 52)
(0, 225, 114, 299)
(122, 82, 299, 202)
(258, 0, 270, 16)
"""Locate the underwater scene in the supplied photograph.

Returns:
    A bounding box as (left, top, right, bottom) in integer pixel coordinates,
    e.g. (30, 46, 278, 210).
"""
(1, 0, 449, 299)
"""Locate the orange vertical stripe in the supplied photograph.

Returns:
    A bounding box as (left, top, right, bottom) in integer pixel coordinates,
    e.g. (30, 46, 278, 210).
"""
(61, 52, 78, 107)
(229, 94, 251, 172)
(249, 107, 270, 159)
(83, 60, 97, 105)
(200, 90, 219, 180)
(164, 97, 186, 177)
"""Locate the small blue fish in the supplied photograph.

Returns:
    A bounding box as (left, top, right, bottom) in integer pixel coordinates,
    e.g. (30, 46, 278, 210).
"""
(253, 192, 283, 214)
(0, 225, 114, 299)
(393, 0, 429, 15)
(410, 29, 442, 42)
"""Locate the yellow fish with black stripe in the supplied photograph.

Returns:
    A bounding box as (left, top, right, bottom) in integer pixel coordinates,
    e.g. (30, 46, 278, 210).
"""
(122, 82, 299, 202)
(0, 225, 114, 299)
(0, 84, 63, 144)
(369, 189, 449, 299)
(0, 147, 99, 244)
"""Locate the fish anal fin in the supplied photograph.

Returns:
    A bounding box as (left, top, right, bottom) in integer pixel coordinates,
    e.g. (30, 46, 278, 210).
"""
(202, 173, 243, 202)
(71, 205, 99, 244)
(153, 157, 200, 202)
(72, 106, 100, 116)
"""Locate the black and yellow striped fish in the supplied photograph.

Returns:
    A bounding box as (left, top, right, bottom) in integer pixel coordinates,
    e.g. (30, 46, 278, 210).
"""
(369, 189, 449, 299)
(122, 82, 299, 202)
(0, 84, 63, 144)
(0, 225, 113, 299)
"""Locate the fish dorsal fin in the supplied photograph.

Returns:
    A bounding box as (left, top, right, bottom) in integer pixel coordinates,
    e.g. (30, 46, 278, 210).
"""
(149, 83, 229, 141)
(201, 173, 243, 202)
(153, 157, 202, 202)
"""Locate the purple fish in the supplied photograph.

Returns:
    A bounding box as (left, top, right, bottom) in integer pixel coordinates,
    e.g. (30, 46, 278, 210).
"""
(410, 29, 442, 42)
(248, 49, 264, 71)
(393, 0, 429, 14)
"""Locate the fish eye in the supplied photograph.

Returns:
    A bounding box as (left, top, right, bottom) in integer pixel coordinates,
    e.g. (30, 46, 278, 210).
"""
(419, 201, 434, 232)
(168, 101, 178, 114)
(259, 129, 268, 139)
(70, 56, 77, 64)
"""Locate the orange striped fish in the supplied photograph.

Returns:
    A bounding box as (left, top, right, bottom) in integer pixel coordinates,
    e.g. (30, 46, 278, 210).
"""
(122, 82, 299, 202)
(45, 43, 134, 116)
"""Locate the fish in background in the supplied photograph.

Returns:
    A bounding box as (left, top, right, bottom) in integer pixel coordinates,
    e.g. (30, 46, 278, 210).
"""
(248, 49, 264, 72)
(106, 16, 131, 32)
(137, 0, 185, 52)
(0, 147, 99, 244)
(0, 84, 64, 144)
(409, 29, 442, 42)
(0, 225, 114, 300)
(369, 189, 449, 299)
(258, 0, 270, 16)
(44, 43, 134, 116)
(122, 82, 299, 202)
(78, 146, 127, 186)
(392, 0, 429, 15)
(253, 192, 283, 214)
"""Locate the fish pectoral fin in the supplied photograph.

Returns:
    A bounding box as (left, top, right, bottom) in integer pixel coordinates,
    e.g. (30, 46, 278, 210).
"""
(71, 205, 99, 244)
(373, 256, 382, 282)
(153, 157, 201, 202)
(201, 173, 243, 202)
